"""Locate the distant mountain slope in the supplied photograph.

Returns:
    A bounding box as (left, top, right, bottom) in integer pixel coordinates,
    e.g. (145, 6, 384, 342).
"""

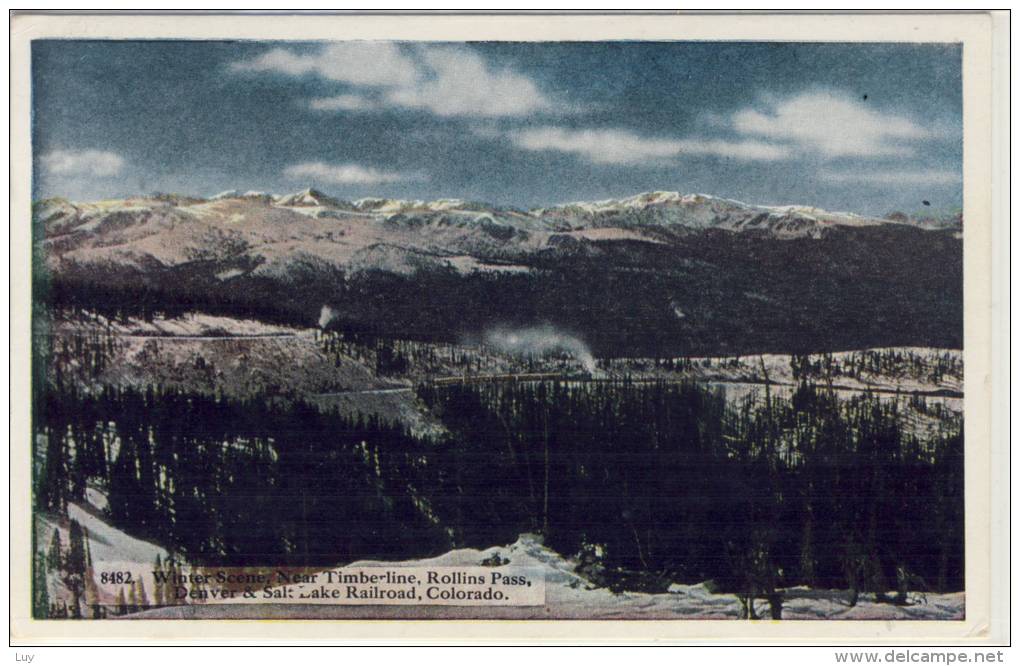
(34, 188, 959, 274)
(535, 191, 903, 237)
(33, 188, 963, 357)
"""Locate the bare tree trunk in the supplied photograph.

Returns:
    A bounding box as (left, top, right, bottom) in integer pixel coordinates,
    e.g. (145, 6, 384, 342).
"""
(937, 544, 949, 592)
(631, 526, 649, 570)
(542, 416, 550, 535)
(70, 583, 83, 619)
(844, 542, 862, 607)
(766, 592, 783, 619)
(893, 565, 909, 605)
(737, 594, 752, 620)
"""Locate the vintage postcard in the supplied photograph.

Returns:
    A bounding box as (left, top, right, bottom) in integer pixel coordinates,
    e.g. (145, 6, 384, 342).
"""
(9, 12, 1006, 645)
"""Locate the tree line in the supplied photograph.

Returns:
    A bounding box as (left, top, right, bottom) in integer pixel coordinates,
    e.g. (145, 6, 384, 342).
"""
(417, 378, 964, 615)
(35, 385, 450, 571)
(34, 377, 963, 619)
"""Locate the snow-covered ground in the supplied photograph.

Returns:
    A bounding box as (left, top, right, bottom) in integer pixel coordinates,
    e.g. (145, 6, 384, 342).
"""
(35, 499, 169, 610)
(132, 534, 963, 621)
(54, 311, 301, 338)
(35, 489, 962, 621)
(38, 502, 167, 571)
(606, 347, 963, 397)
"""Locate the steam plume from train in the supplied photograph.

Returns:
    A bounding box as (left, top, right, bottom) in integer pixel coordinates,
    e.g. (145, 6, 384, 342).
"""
(483, 325, 597, 374)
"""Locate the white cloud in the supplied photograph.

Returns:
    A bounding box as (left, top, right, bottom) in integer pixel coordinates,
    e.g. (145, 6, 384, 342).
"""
(233, 43, 554, 117)
(510, 127, 788, 165)
(232, 42, 418, 87)
(231, 47, 315, 76)
(820, 169, 962, 186)
(504, 91, 942, 166)
(731, 91, 930, 158)
(284, 161, 419, 185)
(512, 127, 682, 165)
(41, 149, 125, 177)
(384, 46, 551, 117)
(309, 94, 377, 112)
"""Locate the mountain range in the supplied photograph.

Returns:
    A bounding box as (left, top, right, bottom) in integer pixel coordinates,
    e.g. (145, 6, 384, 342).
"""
(35, 188, 963, 357)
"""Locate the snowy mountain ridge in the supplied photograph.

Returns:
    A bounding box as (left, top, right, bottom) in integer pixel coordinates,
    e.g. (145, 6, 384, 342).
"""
(33, 186, 963, 289)
(39, 186, 958, 234)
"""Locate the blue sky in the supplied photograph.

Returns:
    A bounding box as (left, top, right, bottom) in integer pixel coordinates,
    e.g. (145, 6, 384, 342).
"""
(32, 41, 961, 215)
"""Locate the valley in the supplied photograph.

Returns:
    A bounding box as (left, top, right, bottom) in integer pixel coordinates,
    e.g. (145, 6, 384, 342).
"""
(31, 188, 964, 621)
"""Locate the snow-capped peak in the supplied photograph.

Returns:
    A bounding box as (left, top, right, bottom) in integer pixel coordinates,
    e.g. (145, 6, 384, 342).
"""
(350, 198, 496, 214)
(535, 191, 740, 216)
(274, 188, 351, 209)
(352, 197, 424, 213)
